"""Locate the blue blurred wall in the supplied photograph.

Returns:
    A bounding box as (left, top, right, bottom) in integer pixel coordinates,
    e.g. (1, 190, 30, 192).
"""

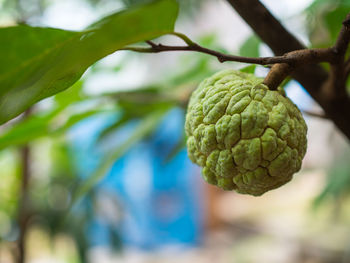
(69, 108, 205, 250)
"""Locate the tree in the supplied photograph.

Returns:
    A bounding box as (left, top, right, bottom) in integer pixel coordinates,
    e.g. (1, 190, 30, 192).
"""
(1, 0, 350, 262)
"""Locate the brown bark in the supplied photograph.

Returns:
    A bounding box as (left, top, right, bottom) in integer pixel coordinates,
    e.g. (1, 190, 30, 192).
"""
(16, 109, 32, 263)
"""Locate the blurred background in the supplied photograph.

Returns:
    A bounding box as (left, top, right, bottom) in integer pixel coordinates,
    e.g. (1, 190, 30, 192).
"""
(1, 0, 350, 262)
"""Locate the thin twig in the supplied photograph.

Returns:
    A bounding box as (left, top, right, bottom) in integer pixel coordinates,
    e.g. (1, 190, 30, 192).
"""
(121, 33, 334, 92)
(121, 34, 334, 66)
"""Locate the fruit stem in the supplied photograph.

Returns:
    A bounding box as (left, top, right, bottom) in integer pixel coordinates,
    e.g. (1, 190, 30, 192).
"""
(263, 63, 293, 90)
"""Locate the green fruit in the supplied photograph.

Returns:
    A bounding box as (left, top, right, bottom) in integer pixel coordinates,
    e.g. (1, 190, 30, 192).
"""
(185, 69, 307, 196)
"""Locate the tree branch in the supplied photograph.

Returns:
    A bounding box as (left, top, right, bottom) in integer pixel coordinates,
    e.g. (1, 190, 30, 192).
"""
(17, 108, 32, 263)
(325, 13, 350, 96)
(344, 58, 350, 78)
(225, 0, 350, 140)
(225, 0, 329, 91)
(122, 32, 337, 92)
(333, 13, 350, 56)
(225, 0, 305, 54)
(122, 35, 334, 66)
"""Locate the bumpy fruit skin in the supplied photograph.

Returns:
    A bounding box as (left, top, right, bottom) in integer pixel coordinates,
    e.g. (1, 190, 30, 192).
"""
(185, 69, 307, 196)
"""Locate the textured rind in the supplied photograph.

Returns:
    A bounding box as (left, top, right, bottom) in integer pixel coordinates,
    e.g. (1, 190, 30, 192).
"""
(185, 69, 307, 196)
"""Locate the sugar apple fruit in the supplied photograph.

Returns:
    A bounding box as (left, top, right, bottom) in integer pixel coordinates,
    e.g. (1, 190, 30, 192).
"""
(185, 69, 307, 196)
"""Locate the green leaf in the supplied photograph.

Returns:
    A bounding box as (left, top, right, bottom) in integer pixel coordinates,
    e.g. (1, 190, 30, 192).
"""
(239, 35, 261, 58)
(0, 107, 108, 149)
(0, 0, 179, 124)
(54, 81, 85, 107)
(0, 109, 62, 149)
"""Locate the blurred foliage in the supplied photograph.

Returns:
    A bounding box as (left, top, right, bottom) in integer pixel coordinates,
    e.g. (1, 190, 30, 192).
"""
(115, 0, 206, 16)
(306, 0, 350, 48)
(239, 35, 261, 58)
(305, 0, 350, 210)
(0, 0, 350, 262)
(0, 0, 219, 257)
(0, 0, 207, 24)
(313, 149, 350, 211)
